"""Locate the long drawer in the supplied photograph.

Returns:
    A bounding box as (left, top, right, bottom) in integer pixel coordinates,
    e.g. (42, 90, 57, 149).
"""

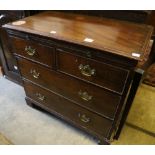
(17, 57, 121, 119)
(24, 80, 113, 138)
(57, 48, 129, 94)
(9, 36, 54, 68)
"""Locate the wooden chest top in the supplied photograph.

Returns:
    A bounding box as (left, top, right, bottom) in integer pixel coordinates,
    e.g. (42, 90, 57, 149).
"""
(3, 11, 153, 61)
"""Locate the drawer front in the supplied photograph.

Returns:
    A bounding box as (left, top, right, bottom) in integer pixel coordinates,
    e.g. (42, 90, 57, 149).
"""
(18, 58, 121, 119)
(10, 36, 54, 67)
(24, 80, 113, 138)
(57, 49, 129, 94)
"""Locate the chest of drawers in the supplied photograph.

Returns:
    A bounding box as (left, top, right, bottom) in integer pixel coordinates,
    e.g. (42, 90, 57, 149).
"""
(2, 11, 153, 144)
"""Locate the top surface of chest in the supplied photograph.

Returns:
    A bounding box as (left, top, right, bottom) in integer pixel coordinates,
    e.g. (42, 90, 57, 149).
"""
(3, 11, 153, 62)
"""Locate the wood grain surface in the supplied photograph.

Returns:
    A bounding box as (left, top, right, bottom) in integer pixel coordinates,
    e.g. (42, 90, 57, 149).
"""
(3, 11, 153, 61)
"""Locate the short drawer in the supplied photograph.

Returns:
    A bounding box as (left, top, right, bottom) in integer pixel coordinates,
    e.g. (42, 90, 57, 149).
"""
(57, 49, 129, 94)
(18, 57, 121, 119)
(9, 36, 54, 67)
(24, 80, 113, 138)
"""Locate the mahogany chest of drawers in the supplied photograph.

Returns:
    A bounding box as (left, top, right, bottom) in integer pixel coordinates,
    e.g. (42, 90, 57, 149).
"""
(2, 11, 153, 144)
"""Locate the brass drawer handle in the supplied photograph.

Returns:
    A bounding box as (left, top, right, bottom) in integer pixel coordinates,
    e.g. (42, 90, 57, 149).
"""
(78, 90, 92, 101)
(78, 64, 95, 77)
(78, 113, 90, 123)
(36, 93, 45, 101)
(30, 69, 40, 79)
(25, 46, 36, 56)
